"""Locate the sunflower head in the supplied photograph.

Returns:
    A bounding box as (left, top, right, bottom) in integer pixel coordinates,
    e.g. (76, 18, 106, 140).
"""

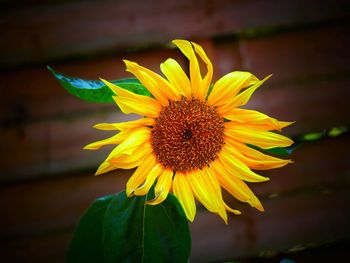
(85, 40, 294, 223)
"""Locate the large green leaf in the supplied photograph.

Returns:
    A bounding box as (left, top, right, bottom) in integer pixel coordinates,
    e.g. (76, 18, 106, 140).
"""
(103, 191, 191, 263)
(67, 195, 114, 262)
(48, 66, 151, 103)
(67, 191, 191, 263)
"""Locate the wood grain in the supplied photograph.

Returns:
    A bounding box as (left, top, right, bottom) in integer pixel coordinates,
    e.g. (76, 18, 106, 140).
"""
(1, 0, 348, 67)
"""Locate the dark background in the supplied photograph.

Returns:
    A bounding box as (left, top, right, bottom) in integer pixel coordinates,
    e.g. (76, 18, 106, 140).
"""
(0, 0, 350, 262)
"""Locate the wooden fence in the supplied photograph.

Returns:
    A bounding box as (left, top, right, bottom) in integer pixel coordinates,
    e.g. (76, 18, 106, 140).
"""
(1, 0, 349, 262)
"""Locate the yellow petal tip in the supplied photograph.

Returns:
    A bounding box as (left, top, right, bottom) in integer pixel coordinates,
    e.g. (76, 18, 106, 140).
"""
(83, 144, 98, 150)
(256, 203, 265, 212)
(126, 189, 134, 197)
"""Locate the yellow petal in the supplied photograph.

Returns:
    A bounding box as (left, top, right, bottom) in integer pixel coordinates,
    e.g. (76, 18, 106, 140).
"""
(113, 95, 160, 117)
(225, 138, 292, 170)
(93, 118, 154, 131)
(279, 121, 295, 129)
(101, 79, 161, 117)
(224, 108, 292, 131)
(218, 147, 270, 182)
(83, 130, 129, 150)
(134, 163, 163, 196)
(95, 161, 116, 176)
(126, 154, 156, 196)
(124, 60, 181, 105)
(224, 204, 242, 215)
(200, 168, 228, 223)
(146, 169, 173, 205)
(93, 130, 151, 175)
(108, 142, 153, 169)
(225, 125, 294, 149)
(160, 58, 191, 98)
(217, 75, 271, 116)
(172, 40, 202, 99)
(192, 42, 213, 98)
(188, 170, 216, 212)
(211, 160, 264, 211)
(203, 170, 240, 215)
(173, 172, 196, 222)
(103, 127, 150, 160)
(207, 71, 259, 106)
(108, 158, 142, 170)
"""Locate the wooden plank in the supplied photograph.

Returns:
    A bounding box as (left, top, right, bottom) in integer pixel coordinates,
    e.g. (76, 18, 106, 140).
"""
(249, 135, 350, 197)
(239, 25, 350, 83)
(1, 0, 348, 67)
(191, 188, 350, 262)
(1, 230, 72, 263)
(0, 171, 131, 238)
(1, 181, 348, 262)
(212, 40, 243, 78)
(245, 78, 350, 135)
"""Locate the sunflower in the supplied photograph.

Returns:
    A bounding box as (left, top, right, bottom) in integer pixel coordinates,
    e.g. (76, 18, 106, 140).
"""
(84, 40, 294, 223)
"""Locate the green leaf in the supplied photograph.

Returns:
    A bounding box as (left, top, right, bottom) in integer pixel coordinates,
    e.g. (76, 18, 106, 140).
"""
(67, 191, 191, 263)
(327, 126, 348, 137)
(103, 191, 191, 263)
(67, 195, 115, 262)
(247, 143, 300, 156)
(299, 131, 325, 142)
(48, 66, 151, 103)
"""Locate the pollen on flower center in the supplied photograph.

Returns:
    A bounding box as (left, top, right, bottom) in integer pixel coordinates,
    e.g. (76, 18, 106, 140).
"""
(151, 97, 225, 172)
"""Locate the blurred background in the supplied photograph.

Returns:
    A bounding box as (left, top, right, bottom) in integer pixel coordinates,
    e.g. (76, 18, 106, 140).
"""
(1, 0, 350, 262)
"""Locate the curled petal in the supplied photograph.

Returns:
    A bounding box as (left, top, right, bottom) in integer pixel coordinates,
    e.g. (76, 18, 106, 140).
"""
(160, 58, 192, 99)
(133, 163, 163, 196)
(192, 41, 213, 98)
(208, 71, 259, 106)
(124, 60, 181, 105)
(126, 154, 156, 196)
(172, 40, 203, 99)
(217, 75, 271, 116)
(146, 169, 173, 205)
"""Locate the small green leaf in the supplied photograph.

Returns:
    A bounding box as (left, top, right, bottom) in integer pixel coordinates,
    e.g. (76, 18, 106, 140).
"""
(67, 191, 191, 263)
(67, 195, 114, 262)
(299, 131, 325, 142)
(328, 126, 348, 137)
(103, 191, 191, 263)
(48, 66, 151, 103)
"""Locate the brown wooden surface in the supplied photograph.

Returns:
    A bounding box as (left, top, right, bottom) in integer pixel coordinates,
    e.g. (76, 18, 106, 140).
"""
(1, 0, 349, 68)
(1, 0, 350, 262)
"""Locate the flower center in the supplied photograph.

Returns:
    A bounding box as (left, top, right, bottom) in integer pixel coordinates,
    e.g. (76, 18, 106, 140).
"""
(150, 97, 225, 172)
